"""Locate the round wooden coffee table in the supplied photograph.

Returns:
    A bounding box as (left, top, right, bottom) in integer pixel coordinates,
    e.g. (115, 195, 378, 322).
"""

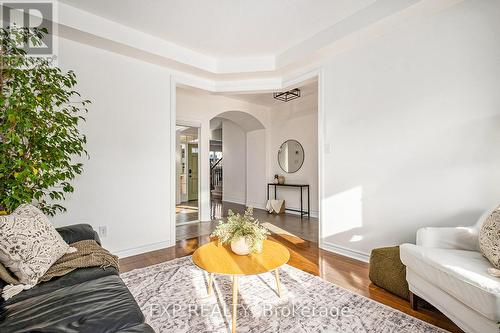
(192, 240, 290, 333)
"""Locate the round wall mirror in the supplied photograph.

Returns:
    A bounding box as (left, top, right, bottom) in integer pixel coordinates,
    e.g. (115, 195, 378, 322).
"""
(278, 140, 304, 173)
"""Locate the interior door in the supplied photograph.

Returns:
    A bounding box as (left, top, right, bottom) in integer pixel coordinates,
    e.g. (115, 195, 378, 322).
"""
(188, 144, 199, 201)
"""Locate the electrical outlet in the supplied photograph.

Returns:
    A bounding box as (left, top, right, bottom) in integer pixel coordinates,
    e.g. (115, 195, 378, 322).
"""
(324, 143, 332, 154)
(98, 225, 107, 238)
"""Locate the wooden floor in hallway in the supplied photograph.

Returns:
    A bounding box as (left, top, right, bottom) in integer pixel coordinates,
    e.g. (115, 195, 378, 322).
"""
(176, 200, 199, 225)
(121, 201, 462, 333)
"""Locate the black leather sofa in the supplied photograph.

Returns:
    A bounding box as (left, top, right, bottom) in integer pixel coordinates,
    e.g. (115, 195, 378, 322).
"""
(0, 224, 155, 333)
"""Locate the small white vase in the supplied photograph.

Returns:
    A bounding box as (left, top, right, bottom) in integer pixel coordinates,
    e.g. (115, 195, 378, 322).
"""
(230, 237, 250, 255)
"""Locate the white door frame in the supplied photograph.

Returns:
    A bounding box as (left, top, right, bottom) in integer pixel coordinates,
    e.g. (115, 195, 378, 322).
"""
(169, 79, 205, 242)
(170, 69, 325, 248)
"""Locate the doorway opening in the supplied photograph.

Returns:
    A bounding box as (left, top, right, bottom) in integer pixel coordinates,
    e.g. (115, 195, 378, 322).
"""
(176, 124, 200, 226)
(171, 75, 321, 245)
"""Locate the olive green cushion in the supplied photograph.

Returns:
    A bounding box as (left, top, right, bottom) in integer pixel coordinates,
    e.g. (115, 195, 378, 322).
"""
(369, 246, 409, 300)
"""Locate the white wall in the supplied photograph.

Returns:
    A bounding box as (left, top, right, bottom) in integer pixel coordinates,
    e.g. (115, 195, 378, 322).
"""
(222, 120, 247, 204)
(321, 0, 500, 260)
(269, 88, 319, 216)
(246, 129, 267, 209)
(176, 88, 270, 130)
(211, 128, 222, 141)
(52, 37, 173, 257)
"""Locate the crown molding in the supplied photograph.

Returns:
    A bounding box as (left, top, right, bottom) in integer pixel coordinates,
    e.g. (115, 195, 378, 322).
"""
(57, 2, 217, 72)
(53, 0, 463, 92)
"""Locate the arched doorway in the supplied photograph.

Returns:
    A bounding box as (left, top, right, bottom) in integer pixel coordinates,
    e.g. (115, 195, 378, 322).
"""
(209, 111, 266, 218)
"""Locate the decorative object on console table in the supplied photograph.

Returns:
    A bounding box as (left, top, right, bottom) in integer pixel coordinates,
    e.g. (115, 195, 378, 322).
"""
(267, 183, 310, 218)
(278, 176, 285, 184)
(273, 174, 279, 184)
(210, 208, 270, 255)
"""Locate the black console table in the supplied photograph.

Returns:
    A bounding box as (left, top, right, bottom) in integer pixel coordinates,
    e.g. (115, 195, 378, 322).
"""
(267, 183, 310, 218)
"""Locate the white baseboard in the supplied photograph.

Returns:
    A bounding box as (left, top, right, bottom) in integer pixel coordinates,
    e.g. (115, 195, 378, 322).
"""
(223, 196, 247, 206)
(320, 241, 370, 263)
(246, 201, 267, 210)
(114, 240, 174, 259)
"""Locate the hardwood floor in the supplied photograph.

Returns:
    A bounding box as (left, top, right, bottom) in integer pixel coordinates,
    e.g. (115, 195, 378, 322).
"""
(121, 201, 462, 333)
(176, 201, 318, 242)
(176, 200, 199, 224)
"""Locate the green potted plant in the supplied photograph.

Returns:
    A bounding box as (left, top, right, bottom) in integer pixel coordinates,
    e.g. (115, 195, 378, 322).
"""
(211, 208, 270, 255)
(0, 27, 90, 216)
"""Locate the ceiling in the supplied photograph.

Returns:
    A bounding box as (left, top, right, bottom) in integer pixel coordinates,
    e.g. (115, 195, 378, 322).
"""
(56, 0, 463, 90)
(60, 0, 374, 58)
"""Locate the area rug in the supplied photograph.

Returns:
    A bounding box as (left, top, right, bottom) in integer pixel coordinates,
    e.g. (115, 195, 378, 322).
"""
(121, 256, 447, 333)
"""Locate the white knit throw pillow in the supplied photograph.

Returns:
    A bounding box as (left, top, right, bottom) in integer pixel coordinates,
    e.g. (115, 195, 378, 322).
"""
(0, 204, 75, 299)
(479, 205, 500, 271)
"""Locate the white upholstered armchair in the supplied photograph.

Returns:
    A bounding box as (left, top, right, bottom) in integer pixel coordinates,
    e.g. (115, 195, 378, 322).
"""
(400, 211, 500, 333)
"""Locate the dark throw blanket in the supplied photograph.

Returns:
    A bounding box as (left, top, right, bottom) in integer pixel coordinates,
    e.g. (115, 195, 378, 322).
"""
(40, 240, 119, 282)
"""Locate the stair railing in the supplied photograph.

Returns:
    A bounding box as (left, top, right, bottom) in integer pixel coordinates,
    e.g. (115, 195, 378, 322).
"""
(210, 158, 223, 190)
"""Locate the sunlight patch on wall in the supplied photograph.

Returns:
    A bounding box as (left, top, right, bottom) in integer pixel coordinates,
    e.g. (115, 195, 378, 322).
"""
(322, 186, 363, 237)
